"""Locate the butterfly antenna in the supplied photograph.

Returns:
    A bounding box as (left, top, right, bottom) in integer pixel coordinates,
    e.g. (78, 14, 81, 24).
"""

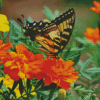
(21, 14, 30, 25)
(17, 18, 24, 24)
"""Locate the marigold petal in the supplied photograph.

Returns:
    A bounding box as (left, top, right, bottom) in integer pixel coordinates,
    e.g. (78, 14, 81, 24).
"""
(93, 1, 100, 8)
(18, 71, 25, 79)
(44, 76, 53, 85)
(0, 24, 10, 32)
(84, 27, 100, 44)
(0, 14, 10, 32)
(0, 40, 3, 44)
(58, 79, 70, 90)
(30, 92, 36, 95)
(90, 7, 100, 14)
(90, 1, 100, 14)
(0, 42, 13, 52)
(16, 44, 28, 54)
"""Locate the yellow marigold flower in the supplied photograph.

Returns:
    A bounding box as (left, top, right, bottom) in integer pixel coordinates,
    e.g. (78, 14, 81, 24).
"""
(0, 14, 10, 32)
(90, 1, 100, 14)
(0, 75, 36, 98)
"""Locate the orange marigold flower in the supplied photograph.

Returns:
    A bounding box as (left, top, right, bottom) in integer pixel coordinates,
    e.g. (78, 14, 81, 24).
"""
(90, 1, 100, 14)
(0, 39, 13, 65)
(36, 57, 79, 90)
(2, 44, 44, 81)
(84, 27, 100, 44)
(0, 39, 12, 52)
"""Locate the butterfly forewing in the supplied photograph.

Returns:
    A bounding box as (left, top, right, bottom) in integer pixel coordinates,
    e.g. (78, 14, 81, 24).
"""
(37, 8, 75, 57)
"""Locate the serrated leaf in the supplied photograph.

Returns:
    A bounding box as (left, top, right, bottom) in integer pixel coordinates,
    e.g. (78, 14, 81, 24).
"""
(74, 86, 82, 90)
(85, 68, 100, 73)
(80, 72, 92, 80)
(78, 60, 83, 66)
(81, 58, 91, 71)
(75, 37, 87, 44)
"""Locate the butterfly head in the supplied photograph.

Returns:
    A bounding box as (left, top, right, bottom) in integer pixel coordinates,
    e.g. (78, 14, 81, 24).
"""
(17, 15, 50, 41)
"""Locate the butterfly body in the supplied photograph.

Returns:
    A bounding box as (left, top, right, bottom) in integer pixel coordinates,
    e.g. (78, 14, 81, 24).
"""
(17, 8, 75, 58)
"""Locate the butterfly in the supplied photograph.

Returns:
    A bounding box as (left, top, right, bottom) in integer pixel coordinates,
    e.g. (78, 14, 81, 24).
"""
(17, 8, 75, 59)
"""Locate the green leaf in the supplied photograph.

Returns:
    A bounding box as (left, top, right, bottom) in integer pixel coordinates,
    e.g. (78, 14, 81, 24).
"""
(35, 79, 43, 90)
(0, 32, 3, 39)
(3, 32, 8, 39)
(81, 58, 91, 71)
(19, 79, 24, 95)
(11, 81, 19, 92)
(85, 68, 100, 73)
(27, 79, 30, 92)
(54, 10, 59, 18)
(9, 23, 14, 42)
(0, 80, 3, 89)
(27, 16, 33, 22)
(96, 98, 99, 100)
(80, 71, 92, 80)
(78, 60, 83, 67)
(75, 37, 87, 44)
(79, 97, 82, 100)
(43, 6, 59, 21)
(74, 86, 82, 90)
(48, 84, 56, 100)
(0, 0, 2, 9)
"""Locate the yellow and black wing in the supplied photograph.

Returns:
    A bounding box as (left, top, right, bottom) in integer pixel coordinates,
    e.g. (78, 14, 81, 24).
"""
(35, 8, 75, 58)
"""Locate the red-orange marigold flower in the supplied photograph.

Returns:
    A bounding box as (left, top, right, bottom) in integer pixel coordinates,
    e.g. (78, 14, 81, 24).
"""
(3, 44, 44, 81)
(0, 39, 13, 65)
(36, 57, 79, 90)
(84, 27, 100, 44)
(90, 1, 100, 14)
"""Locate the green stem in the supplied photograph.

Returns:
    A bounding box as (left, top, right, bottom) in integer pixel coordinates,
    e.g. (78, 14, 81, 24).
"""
(98, 14, 100, 32)
(0, 0, 2, 9)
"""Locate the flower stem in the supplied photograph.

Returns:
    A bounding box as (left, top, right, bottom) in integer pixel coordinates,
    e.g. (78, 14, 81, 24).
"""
(98, 14, 100, 32)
